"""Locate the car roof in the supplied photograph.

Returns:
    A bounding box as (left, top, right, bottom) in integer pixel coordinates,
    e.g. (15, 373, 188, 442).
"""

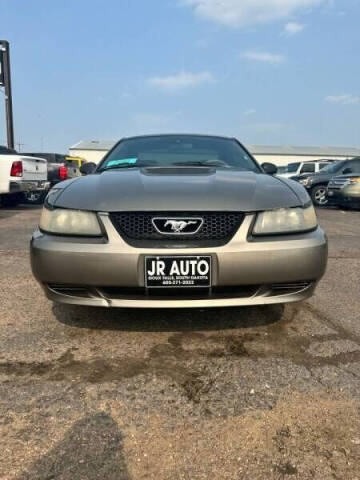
(22, 152, 65, 156)
(120, 133, 235, 141)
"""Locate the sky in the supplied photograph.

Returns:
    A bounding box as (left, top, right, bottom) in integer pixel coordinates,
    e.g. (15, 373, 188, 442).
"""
(0, 0, 360, 153)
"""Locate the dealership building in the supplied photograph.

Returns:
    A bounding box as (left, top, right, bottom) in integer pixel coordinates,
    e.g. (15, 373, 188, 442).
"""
(69, 140, 360, 167)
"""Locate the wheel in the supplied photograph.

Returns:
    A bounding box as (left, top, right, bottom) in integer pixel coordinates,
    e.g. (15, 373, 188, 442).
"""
(311, 185, 328, 207)
(24, 190, 46, 205)
(0, 193, 22, 207)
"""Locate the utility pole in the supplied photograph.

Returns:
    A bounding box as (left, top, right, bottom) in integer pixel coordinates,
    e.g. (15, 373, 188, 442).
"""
(0, 40, 15, 149)
(16, 141, 26, 152)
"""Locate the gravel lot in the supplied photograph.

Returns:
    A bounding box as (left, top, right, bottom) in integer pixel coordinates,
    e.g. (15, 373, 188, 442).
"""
(0, 205, 360, 479)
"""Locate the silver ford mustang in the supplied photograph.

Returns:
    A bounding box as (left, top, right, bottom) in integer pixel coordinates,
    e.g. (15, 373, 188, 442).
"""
(30, 134, 328, 308)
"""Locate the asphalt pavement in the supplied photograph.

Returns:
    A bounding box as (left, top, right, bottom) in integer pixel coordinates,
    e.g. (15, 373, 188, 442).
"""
(0, 205, 359, 479)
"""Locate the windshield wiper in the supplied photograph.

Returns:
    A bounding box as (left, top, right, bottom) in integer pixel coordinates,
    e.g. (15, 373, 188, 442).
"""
(99, 163, 144, 172)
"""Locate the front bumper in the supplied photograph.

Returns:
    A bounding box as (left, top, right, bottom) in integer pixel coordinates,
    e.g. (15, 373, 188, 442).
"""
(30, 213, 328, 308)
(327, 187, 360, 206)
(10, 180, 50, 193)
(296, 182, 312, 191)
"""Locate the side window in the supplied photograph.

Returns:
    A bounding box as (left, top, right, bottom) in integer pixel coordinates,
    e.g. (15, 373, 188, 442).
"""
(55, 154, 66, 164)
(300, 163, 315, 173)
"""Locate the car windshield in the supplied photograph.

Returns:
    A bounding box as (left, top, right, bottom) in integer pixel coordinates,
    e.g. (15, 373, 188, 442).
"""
(98, 135, 260, 172)
(286, 162, 300, 173)
(319, 161, 343, 173)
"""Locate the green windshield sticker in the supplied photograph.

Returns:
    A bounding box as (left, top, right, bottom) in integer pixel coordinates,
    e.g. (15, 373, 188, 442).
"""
(106, 158, 138, 167)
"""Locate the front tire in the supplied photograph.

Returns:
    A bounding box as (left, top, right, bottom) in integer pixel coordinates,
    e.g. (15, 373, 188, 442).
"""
(311, 185, 328, 207)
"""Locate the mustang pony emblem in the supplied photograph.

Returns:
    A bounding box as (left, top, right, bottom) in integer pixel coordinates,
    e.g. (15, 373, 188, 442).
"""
(152, 217, 203, 235)
(164, 220, 197, 233)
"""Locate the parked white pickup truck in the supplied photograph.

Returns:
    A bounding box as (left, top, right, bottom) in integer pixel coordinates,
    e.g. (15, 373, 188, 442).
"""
(277, 160, 333, 179)
(0, 145, 49, 207)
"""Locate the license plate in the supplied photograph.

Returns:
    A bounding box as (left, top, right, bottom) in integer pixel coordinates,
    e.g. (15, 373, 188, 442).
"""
(145, 256, 211, 288)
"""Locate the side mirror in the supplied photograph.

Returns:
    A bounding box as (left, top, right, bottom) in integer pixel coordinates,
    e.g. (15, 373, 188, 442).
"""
(342, 167, 352, 175)
(80, 162, 97, 175)
(261, 162, 278, 175)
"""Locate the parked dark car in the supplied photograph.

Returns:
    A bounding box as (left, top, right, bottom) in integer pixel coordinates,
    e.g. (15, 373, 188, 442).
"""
(22, 153, 81, 204)
(291, 157, 360, 206)
(327, 174, 360, 209)
(0, 145, 18, 154)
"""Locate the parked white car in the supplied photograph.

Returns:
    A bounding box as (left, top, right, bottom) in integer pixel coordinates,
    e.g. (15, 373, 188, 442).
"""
(0, 146, 49, 207)
(277, 160, 332, 179)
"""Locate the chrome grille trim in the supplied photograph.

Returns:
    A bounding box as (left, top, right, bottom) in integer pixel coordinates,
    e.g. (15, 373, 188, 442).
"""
(328, 178, 350, 189)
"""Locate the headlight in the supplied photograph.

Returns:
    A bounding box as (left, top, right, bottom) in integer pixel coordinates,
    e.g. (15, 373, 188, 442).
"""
(39, 207, 102, 236)
(349, 177, 360, 184)
(299, 178, 310, 186)
(253, 205, 318, 235)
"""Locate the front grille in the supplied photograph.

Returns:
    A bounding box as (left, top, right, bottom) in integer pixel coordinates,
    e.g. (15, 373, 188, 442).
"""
(109, 212, 245, 247)
(100, 285, 258, 300)
(268, 282, 311, 295)
(47, 282, 314, 302)
(47, 284, 95, 298)
(328, 178, 349, 189)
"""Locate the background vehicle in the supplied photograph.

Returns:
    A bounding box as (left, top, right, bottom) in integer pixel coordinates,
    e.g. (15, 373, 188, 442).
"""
(292, 158, 360, 206)
(327, 174, 360, 209)
(277, 160, 333, 179)
(0, 145, 48, 207)
(276, 166, 287, 175)
(64, 155, 86, 169)
(22, 153, 82, 204)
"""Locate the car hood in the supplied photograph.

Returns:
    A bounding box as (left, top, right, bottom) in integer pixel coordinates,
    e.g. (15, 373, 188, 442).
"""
(53, 167, 309, 212)
(291, 173, 312, 181)
(296, 172, 333, 182)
